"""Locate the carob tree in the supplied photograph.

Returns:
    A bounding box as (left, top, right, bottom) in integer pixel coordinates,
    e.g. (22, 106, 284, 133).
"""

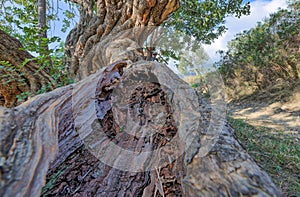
(0, 0, 282, 196)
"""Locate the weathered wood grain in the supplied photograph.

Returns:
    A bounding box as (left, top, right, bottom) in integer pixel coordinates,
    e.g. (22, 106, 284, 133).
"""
(0, 61, 282, 196)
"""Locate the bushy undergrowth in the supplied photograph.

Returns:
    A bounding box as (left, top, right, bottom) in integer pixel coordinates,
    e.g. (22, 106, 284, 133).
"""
(218, 2, 300, 101)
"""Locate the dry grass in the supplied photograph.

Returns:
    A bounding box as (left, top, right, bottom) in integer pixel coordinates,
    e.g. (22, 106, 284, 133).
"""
(183, 75, 202, 85)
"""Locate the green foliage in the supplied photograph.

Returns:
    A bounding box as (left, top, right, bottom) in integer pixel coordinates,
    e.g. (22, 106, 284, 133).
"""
(0, 0, 76, 101)
(16, 91, 32, 102)
(218, 1, 300, 99)
(228, 117, 300, 196)
(156, 30, 210, 75)
(0, 0, 76, 54)
(1, 0, 251, 103)
(1, 1, 55, 52)
(158, 0, 250, 74)
(61, 10, 76, 33)
(177, 47, 209, 75)
(165, 0, 250, 44)
(0, 61, 26, 84)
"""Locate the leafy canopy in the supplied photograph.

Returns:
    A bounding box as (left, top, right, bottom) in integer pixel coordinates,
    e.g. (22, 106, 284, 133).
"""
(1, 0, 250, 52)
(218, 1, 299, 71)
(166, 0, 250, 44)
(156, 0, 250, 75)
(0, 0, 76, 54)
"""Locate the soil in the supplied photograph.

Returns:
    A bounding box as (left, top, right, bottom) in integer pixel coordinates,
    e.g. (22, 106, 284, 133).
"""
(228, 86, 300, 133)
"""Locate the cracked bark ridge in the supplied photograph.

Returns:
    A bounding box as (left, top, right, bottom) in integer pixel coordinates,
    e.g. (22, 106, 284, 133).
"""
(65, 0, 180, 79)
(0, 61, 282, 196)
(43, 61, 186, 196)
(0, 30, 55, 107)
(0, 85, 70, 196)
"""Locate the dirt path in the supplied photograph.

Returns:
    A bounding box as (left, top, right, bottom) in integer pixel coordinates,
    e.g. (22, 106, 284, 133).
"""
(228, 88, 300, 133)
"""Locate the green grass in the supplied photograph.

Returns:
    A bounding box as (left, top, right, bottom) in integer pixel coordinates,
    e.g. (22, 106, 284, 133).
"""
(228, 117, 300, 197)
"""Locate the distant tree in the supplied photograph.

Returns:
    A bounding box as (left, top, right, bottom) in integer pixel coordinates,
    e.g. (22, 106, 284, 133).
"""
(177, 46, 209, 75)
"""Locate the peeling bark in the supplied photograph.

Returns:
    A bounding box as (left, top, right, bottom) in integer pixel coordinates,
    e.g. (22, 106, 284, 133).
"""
(0, 61, 282, 196)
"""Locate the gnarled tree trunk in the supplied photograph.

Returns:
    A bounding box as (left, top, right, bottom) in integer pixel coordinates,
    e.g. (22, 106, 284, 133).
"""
(0, 0, 282, 196)
(0, 60, 281, 196)
(65, 0, 180, 80)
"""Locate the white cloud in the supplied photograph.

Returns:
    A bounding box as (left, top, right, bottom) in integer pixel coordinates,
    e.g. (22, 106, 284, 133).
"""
(203, 0, 288, 61)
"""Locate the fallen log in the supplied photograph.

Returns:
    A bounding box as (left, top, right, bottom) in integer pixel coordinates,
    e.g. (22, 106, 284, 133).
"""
(0, 61, 282, 196)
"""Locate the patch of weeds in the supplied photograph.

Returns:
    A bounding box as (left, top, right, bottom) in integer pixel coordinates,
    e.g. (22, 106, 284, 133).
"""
(16, 91, 32, 102)
(228, 117, 300, 197)
(191, 83, 200, 88)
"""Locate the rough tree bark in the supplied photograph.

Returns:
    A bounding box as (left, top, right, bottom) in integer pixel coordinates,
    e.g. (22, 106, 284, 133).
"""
(0, 60, 281, 196)
(0, 30, 55, 107)
(0, 0, 283, 196)
(65, 0, 180, 80)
